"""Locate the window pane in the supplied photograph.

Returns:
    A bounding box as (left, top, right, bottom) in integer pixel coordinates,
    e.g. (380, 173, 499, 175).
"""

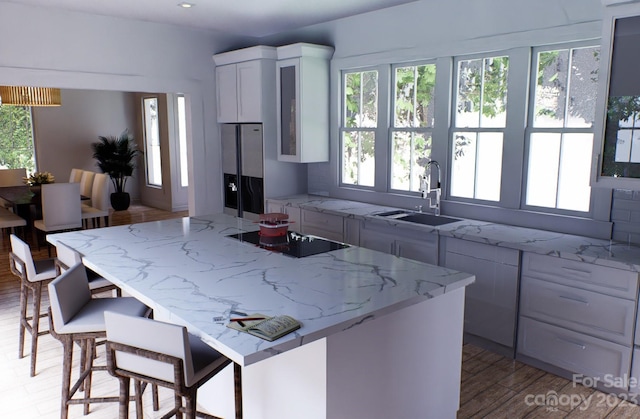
(526, 133, 561, 208)
(567, 47, 599, 128)
(457, 56, 508, 129)
(534, 50, 569, 128)
(342, 131, 375, 187)
(475, 132, 503, 201)
(391, 131, 431, 191)
(557, 133, 592, 211)
(177, 96, 188, 188)
(451, 132, 502, 201)
(143, 97, 162, 187)
(534, 47, 600, 128)
(480, 57, 508, 128)
(345, 70, 378, 128)
(451, 132, 477, 198)
(456, 60, 482, 128)
(394, 64, 436, 128)
(0, 106, 35, 171)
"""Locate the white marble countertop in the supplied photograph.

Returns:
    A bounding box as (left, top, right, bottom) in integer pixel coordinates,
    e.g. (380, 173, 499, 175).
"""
(48, 213, 474, 366)
(268, 194, 640, 272)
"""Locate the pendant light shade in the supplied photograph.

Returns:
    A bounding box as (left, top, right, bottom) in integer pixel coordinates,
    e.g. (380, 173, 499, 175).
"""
(0, 86, 61, 106)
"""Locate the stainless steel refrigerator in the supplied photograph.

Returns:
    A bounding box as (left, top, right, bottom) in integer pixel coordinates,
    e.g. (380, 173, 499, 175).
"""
(222, 123, 264, 220)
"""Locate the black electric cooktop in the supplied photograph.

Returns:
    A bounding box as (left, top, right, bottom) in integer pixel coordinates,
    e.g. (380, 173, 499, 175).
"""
(227, 231, 349, 258)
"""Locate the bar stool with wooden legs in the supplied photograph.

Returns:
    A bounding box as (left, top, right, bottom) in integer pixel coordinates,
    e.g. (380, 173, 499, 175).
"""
(48, 263, 151, 419)
(105, 311, 243, 419)
(54, 241, 122, 297)
(9, 233, 58, 377)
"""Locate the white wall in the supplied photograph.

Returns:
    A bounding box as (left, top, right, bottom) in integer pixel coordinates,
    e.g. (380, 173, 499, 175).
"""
(0, 1, 249, 216)
(31, 88, 139, 198)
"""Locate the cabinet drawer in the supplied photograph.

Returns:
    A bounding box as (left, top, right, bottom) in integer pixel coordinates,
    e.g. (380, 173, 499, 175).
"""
(521, 277, 636, 346)
(518, 317, 632, 389)
(444, 238, 519, 266)
(301, 209, 343, 242)
(522, 253, 638, 300)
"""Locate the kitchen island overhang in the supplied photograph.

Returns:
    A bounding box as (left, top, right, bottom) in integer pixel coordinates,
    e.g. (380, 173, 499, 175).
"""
(48, 213, 474, 418)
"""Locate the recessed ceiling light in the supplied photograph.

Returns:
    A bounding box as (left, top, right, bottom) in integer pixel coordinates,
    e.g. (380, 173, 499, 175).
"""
(178, 2, 194, 8)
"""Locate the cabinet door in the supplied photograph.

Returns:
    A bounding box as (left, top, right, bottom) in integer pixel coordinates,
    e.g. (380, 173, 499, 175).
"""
(395, 236, 438, 265)
(300, 209, 343, 242)
(343, 218, 360, 246)
(359, 227, 394, 254)
(237, 61, 262, 122)
(277, 59, 298, 161)
(216, 64, 238, 123)
(443, 238, 520, 348)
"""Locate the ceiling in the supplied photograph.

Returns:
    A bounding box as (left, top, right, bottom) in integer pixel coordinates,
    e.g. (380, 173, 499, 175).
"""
(7, 0, 419, 38)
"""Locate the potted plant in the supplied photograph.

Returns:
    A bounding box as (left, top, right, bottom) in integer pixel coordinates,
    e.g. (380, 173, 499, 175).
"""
(91, 129, 141, 211)
(23, 171, 55, 195)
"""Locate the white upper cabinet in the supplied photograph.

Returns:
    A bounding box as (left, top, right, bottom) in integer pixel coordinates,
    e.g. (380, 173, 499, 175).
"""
(276, 43, 334, 163)
(213, 46, 277, 123)
(592, 2, 640, 188)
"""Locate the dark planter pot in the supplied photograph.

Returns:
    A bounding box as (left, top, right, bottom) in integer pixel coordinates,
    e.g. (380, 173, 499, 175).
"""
(110, 192, 131, 211)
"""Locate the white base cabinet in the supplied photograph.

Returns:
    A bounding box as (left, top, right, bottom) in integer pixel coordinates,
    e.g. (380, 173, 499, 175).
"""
(441, 237, 519, 350)
(300, 209, 344, 243)
(358, 221, 438, 265)
(517, 252, 639, 390)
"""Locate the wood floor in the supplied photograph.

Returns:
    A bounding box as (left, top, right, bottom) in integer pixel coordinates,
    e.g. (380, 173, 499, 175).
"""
(1, 204, 638, 418)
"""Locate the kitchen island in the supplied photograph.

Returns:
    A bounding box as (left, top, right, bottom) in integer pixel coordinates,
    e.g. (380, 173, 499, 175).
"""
(48, 213, 475, 419)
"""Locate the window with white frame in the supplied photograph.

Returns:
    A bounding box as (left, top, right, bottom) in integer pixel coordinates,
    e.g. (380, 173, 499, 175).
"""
(341, 70, 378, 187)
(177, 95, 189, 188)
(525, 45, 599, 212)
(390, 63, 436, 192)
(0, 105, 36, 172)
(451, 55, 509, 202)
(143, 97, 162, 187)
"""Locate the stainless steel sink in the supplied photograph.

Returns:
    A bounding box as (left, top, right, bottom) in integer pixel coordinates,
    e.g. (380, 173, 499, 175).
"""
(375, 210, 461, 226)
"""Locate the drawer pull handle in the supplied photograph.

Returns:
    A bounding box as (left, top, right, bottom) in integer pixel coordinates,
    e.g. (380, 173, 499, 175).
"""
(561, 266, 591, 278)
(555, 337, 586, 350)
(559, 294, 590, 305)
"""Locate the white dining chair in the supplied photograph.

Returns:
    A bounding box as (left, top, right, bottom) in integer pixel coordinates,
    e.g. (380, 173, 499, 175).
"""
(0, 168, 27, 187)
(0, 207, 26, 237)
(0, 168, 27, 210)
(105, 311, 242, 419)
(79, 171, 95, 206)
(69, 168, 84, 183)
(81, 172, 110, 228)
(33, 183, 82, 253)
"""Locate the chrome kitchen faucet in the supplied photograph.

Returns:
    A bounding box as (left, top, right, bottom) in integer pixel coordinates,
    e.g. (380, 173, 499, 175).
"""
(420, 160, 441, 216)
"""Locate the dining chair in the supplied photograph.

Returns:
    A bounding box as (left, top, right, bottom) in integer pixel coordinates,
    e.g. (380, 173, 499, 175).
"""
(79, 171, 96, 207)
(9, 233, 58, 377)
(33, 183, 83, 253)
(69, 168, 84, 184)
(48, 263, 151, 419)
(0, 168, 27, 210)
(0, 206, 26, 237)
(0, 167, 27, 186)
(54, 241, 121, 297)
(81, 172, 110, 228)
(105, 311, 242, 419)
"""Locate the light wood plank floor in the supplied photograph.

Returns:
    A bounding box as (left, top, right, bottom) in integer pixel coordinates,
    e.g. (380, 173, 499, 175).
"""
(1, 204, 639, 418)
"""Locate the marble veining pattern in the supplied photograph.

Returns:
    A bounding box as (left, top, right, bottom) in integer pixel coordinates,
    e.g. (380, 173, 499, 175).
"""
(270, 195, 640, 272)
(48, 214, 474, 366)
